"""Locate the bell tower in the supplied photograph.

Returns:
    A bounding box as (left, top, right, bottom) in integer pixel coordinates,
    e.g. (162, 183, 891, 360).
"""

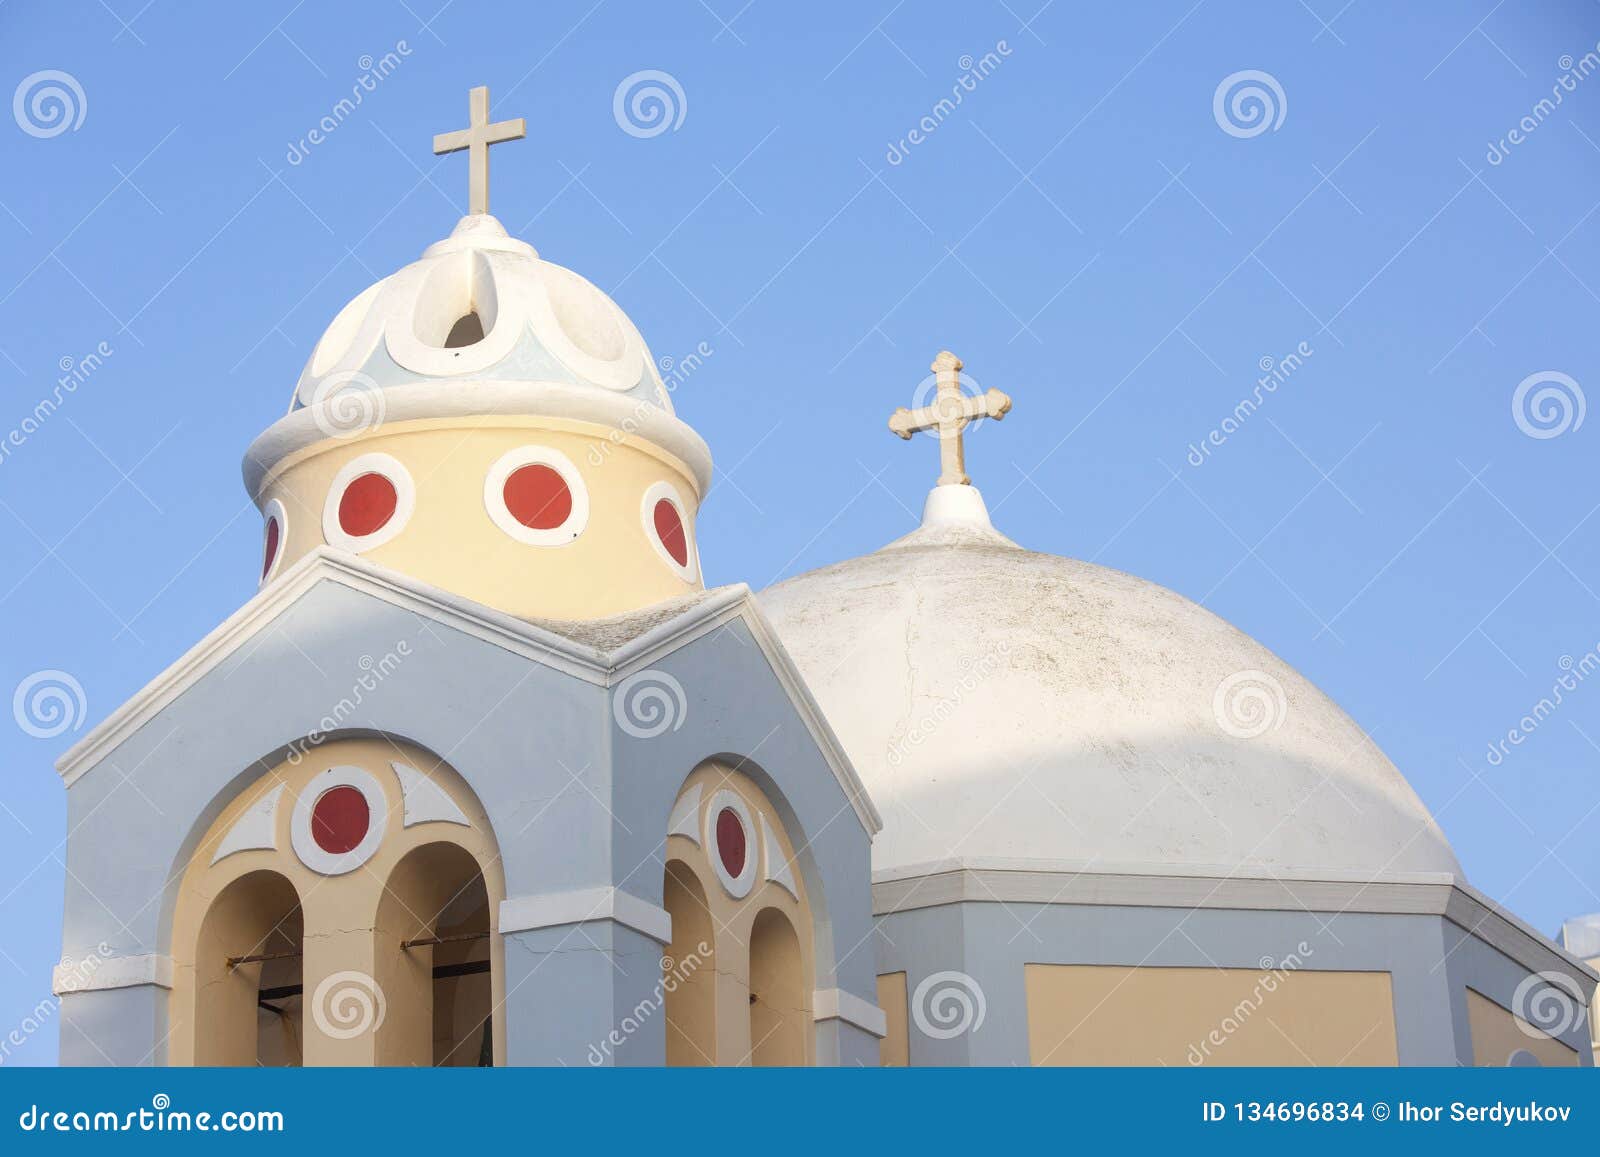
(244, 86, 712, 620)
(54, 85, 882, 1073)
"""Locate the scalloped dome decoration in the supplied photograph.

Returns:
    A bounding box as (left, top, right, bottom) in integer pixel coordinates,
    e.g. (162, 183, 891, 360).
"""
(246, 91, 715, 512)
(522, 258, 643, 390)
(290, 215, 658, 411)
(544, 263, 624, 360)
(306, 282, 383, 382)
(383, 245, 526, 377)
(415, 250, 499, 348)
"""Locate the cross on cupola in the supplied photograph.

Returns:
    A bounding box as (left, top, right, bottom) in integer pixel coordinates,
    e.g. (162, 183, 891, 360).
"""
(432, 85, 526, 216)
(888, 350, 1013, 486)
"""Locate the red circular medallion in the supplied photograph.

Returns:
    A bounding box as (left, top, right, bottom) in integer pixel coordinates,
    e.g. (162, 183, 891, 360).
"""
(338, 472, 398, 538)
(715, 807, 746, 878)
(262, 516, 281, 580)
(310, 785, 370, 854)
(653, 498, 688, 567)
(503, 463, 573, 530)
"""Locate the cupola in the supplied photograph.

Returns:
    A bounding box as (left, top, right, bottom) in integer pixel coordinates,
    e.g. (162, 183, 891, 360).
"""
(243, 87, 711, 620)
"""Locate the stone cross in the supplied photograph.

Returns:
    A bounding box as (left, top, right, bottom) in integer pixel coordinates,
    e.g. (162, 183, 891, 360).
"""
(432, 85, 526, 216)
(888, 351, 1013, 486)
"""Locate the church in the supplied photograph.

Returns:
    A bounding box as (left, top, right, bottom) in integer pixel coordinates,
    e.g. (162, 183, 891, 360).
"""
(51, 89, 1595, 1066)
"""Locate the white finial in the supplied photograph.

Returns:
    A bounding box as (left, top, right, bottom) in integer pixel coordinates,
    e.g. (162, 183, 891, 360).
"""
(920, 482, 996, 530)
(887, 350, 1013, 486)
(432, 85, 526, 216)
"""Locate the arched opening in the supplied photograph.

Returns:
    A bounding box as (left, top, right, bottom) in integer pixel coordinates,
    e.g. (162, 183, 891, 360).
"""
(374, 841, 495, 1066)
(662, 860, 716, 1065)
(191, 870, 304, 1066)
(663, 761, 820, 1067)
(749, 907, 807, 1066)
(166, 737, 507, 1067)
(444, 311, 484, 348)
(413, 250, 498, 350)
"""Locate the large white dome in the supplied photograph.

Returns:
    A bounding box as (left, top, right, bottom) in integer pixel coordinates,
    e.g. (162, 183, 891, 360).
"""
(760, 486, 1460, 882)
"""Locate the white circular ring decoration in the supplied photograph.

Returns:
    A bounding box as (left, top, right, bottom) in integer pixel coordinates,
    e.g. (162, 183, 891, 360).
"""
(260, 497, 289, 587)
(483, 445, 590, 546)
(704, 788, 758, 899)
(641, 480, 697, 582)
(322, 452, 416, 553)
(290, 765, 389, 876)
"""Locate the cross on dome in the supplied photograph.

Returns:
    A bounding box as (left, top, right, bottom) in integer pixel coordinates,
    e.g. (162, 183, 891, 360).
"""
(888, 350, 1013, 486)
(432, 85, 526, 216)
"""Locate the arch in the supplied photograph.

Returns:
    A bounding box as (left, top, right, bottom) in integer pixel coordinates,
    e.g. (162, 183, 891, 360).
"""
(693, 750, 835, 985)
(159, 730, 492, 961)
(188, 869, 304, 1066)
(662, 859, 716, 1065)
(373, 840, 496, 1066)
(159, 750, 290, 959)
(661, 760, 815, 1065)
(749, 907, 806, 1066)
(166, 734, 505, 1066)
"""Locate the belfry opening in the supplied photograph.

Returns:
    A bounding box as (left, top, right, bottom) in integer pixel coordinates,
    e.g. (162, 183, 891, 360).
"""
(167, 739, 505, 1067)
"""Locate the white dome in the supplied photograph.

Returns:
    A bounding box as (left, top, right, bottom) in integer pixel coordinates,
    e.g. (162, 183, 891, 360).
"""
(760, 485, 1460, 882)
(294, 214, 666, 407)
(244, 214, 711, 497)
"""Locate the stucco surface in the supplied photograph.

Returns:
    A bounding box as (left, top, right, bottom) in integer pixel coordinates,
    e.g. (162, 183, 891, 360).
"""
(56, 564, 879, 1065)
(761, 487, 1461, 880)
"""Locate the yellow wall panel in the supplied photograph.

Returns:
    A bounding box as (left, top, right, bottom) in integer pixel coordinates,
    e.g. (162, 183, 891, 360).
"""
(1024, 963, 1398, 1066)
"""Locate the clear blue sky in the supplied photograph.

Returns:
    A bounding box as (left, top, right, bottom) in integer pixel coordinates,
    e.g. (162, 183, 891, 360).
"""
(2, 1, 1599, 1064)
